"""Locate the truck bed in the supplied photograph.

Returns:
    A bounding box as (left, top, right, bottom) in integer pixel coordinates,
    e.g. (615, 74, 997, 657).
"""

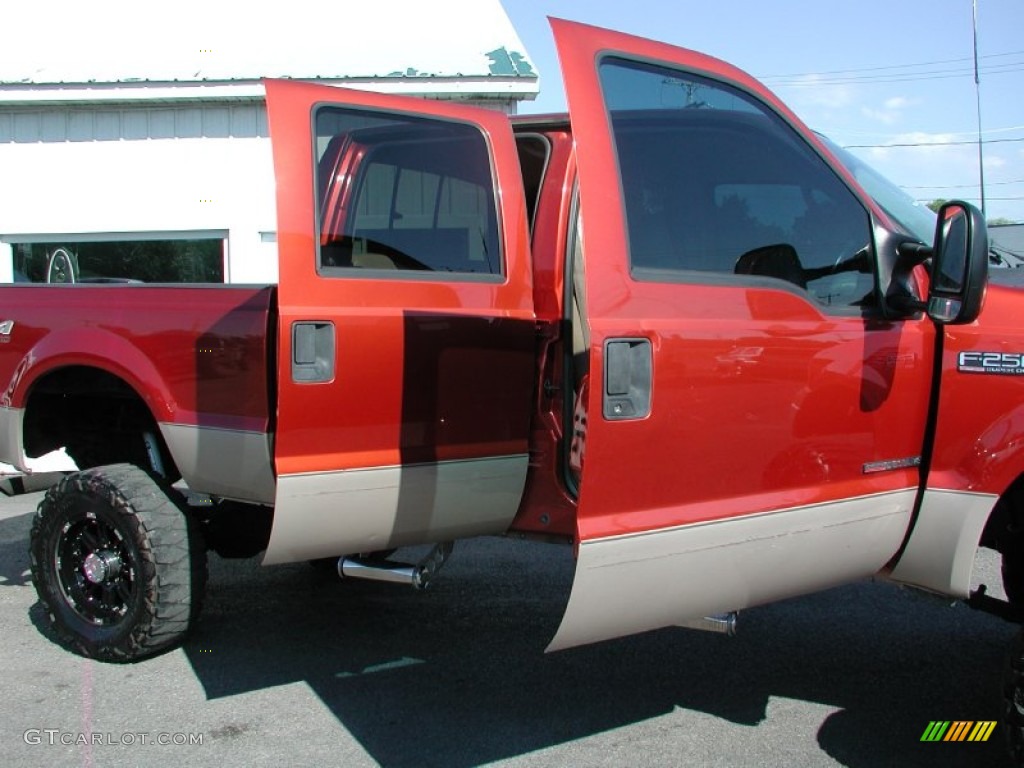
(0, 283, 276, 502)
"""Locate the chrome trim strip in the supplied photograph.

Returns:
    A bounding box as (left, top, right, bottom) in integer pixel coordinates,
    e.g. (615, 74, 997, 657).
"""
(548, 489, 916, 652)
(863, 456, 921, 474)
(263, 454, 529, 565)
(886, 488, 997, 597)
(159, 423, 275, 505)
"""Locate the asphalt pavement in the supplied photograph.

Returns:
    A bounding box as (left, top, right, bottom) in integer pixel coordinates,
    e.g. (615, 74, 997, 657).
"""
(0, 486, 1019, 768)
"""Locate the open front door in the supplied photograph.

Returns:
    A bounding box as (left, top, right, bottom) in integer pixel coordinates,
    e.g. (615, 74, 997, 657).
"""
(549, 21, 933, 649)
(262, 80, 535, 565)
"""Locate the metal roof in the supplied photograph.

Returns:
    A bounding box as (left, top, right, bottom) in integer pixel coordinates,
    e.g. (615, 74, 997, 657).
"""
(1, 0, 537, 95)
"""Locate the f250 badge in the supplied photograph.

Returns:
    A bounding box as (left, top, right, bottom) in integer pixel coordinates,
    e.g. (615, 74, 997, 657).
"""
(959, 351, 1024, 376)
(0, 320, 13, 342)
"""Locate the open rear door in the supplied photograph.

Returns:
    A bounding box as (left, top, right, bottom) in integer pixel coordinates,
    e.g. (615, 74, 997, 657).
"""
(549, 20, 931, 649)
(262, 80, 535, 564)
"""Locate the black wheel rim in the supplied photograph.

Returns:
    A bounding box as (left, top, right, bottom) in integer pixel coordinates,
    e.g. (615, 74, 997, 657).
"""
(53, 511, 136, 626)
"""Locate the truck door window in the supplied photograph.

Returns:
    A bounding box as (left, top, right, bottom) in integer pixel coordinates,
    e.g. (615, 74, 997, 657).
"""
(599, 58, 875, 310)
(315, 108, 501, 277)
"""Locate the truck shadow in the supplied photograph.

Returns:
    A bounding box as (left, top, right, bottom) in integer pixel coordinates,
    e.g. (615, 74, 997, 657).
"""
(0, 497, 36, 587)
(2, 499, 1015, 767)
(182, 536, 1017, 768)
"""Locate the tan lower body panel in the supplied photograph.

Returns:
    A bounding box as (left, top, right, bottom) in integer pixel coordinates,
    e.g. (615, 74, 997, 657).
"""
(0, 406, 26, 470)
(886, 488, 997, 597)
(160, 423, 276, 505)
(262, 454, 528, 565)
(548, 489, 916, 651)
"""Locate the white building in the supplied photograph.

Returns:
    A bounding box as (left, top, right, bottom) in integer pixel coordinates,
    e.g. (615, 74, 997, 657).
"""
(0, 0, 537, 285)
(0, 0, 537, 476)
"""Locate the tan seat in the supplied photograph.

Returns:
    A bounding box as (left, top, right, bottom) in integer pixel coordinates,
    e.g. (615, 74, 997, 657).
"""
(352, 252, 397, 269)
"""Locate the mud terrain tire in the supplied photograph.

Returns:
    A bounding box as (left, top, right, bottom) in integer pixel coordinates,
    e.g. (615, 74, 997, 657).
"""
(29, 464, 206, 661)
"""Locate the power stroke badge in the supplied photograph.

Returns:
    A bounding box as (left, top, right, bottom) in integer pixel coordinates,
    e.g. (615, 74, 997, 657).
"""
(959, 351, 1024, 376)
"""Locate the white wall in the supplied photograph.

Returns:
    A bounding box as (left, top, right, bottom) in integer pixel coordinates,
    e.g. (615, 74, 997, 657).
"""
(0, 105, 278, 283)
(0, 243, 11, 282)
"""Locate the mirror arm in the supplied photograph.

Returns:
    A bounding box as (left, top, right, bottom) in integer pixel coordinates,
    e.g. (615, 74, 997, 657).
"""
(882, 240, 931, 316)
(887, 293, 927, 313)
(896, 241, 932, 270)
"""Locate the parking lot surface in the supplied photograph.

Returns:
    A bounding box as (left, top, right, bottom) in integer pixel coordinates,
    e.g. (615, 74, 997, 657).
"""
(0, 487, 1018, 767)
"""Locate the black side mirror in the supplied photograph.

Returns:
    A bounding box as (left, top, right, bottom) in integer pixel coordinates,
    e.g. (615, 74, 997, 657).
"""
(927, 201, 988, 324)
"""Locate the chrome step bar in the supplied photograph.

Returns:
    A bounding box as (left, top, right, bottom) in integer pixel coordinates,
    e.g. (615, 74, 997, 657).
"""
(339, 541, 454, 590)
(679, 612, 738, 636)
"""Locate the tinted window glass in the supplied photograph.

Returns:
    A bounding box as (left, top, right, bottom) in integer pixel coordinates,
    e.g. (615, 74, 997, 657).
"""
(315, 108, 500, 277)
(599, 58, 875, 308)
(820, 135, 935, 243)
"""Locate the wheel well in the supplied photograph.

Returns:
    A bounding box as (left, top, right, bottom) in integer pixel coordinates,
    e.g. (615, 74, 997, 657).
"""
(22, 366, 178, 479)
(981, 474, 1024, 553)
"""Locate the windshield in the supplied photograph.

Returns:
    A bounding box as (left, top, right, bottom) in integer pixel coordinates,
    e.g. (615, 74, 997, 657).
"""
(818, 135, 936, 243)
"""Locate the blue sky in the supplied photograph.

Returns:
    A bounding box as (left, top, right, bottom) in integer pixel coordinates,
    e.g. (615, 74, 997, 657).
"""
(504, 1, 1024, 223)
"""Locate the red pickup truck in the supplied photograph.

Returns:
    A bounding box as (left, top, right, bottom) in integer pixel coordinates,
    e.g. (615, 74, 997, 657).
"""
(0, 16, 1017, 732)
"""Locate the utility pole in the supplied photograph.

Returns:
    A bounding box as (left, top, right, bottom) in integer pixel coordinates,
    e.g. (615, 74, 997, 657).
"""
(972, 0, 987, 217)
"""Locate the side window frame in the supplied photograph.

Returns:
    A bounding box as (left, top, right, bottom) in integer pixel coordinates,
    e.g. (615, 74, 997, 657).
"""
(312, 104, 505, 282)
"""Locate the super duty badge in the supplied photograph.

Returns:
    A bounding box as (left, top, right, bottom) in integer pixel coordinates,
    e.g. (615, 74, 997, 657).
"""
(959, 351, 1024, 376)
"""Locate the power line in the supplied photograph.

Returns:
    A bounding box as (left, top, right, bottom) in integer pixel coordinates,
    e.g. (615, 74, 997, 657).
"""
(766, 63, 1023, 87)
(914, 197, 1024, 202)
(759, 49, 1024, 79)
(816, 124, 1024, 140)
(903, 179, 1024, 189)
(843, 136, 1024, 148)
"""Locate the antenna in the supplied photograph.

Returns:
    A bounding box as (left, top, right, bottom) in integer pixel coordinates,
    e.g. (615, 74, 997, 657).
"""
(972, 0, 987, 217)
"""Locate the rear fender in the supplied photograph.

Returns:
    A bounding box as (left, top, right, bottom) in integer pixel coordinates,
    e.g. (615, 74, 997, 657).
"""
(2, 327, 175, 421)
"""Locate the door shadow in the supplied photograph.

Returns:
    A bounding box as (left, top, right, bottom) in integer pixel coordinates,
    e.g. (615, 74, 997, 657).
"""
(179, 535, 1017, 768)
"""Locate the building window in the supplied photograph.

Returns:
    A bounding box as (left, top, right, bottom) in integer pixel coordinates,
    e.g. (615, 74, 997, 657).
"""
(12, 238, 224, 283)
